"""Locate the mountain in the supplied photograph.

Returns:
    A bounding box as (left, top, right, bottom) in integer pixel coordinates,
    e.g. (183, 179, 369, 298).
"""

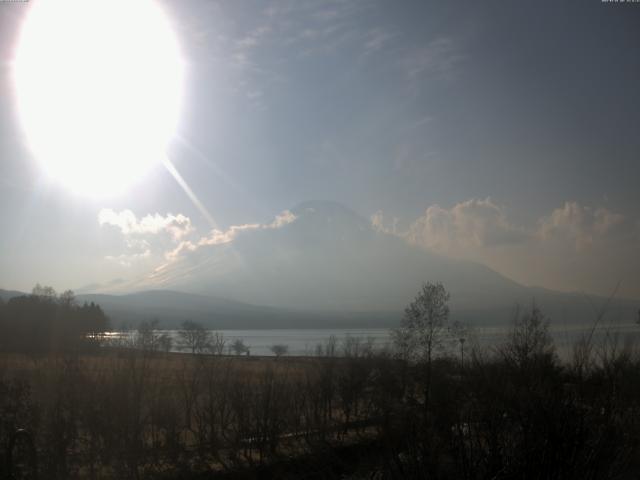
(130, 201, 638, 325)
(0, 289, 24, 303)
(75, 290, 394, 329)
(0, 288, 395, 329)
(144, 201, 521, 309)
(4, 201, 637, 328)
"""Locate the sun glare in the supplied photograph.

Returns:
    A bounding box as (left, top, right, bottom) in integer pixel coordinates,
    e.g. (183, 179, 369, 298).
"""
(14, 0, 183, 197)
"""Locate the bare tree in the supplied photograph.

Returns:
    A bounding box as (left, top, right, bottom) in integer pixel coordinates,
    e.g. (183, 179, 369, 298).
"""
(342, 335, 362, 358)
(59, 290, 76, 307)
(392, 282, 451, 411)
(315, 335, 338, 357)
(392, 282, 451, 363)
(231, 338, 248, 356)
(178, 320, 212, 354)
(209, 332, 226, 355)
(32, 284, 57, 300)
(500, 304, 555, 370)
(135, 319, 163, 352)
(270, 344, 289, 358)
(157, 332, 173, 353)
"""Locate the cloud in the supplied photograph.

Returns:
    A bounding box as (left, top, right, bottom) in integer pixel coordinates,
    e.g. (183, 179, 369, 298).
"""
(166, 209, 297, 261)
(98, 209, 193, 241)
(371, 210, 399, 235)
(270, 209, 297, 228)
(99, 207, 297, 272)
(236, 25, 271, 50)
(98, 209, 194, 267)
(198, 209, 296, 247)
(400, 36, 463, 81)
(538, 201, 627, 250)
(362, 28, 396, 56)
(380, 198, 631, 257)
(105, 250, 152, 268)
(405, 198, 529, 254)
(244, 0, 381, 61)
(233, 24, 273, 72)
(374, 199, 640, 298)
(370, 210, 386, 232)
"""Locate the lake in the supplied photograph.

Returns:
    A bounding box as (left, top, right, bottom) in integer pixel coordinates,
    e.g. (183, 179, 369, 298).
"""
(112, 322, 640, 359)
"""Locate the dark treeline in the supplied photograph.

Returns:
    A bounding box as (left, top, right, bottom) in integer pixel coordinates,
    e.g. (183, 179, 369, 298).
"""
(0, 283, 639, 478)
(0, 284, 109, 353)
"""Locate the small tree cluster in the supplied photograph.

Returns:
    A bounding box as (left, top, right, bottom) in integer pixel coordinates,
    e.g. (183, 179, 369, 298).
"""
(0, 285, 110, 353)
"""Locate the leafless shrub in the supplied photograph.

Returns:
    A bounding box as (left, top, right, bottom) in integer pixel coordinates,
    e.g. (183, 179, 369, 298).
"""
(270, 344, 289, 358)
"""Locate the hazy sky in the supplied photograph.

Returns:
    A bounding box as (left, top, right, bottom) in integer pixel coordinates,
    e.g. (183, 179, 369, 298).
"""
(0, 0, 639, 299)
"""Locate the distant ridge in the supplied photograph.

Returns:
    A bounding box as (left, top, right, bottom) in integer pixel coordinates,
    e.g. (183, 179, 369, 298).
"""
(0, 288, 396, 329)
(0, 289, 24, 302)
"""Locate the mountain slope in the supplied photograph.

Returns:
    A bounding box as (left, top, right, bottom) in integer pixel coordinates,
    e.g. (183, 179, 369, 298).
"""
(5, 202, 636, 327)
(1, 288, 394, 329)
(134, 201, 638, 325)
(0, 289, 24, 303)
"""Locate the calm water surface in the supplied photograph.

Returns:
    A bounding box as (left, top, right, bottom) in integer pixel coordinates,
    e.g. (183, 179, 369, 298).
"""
(111, 323, 640, 359)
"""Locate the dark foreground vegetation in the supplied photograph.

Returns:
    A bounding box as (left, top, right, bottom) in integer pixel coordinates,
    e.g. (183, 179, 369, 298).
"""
(1, 284, 639, 479)
(0, 285, 109, 353)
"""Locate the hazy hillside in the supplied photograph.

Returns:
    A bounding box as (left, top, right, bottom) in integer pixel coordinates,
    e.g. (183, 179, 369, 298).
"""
(90, 289, 411, 329)
(0, 288, 396, 329)
(0, 289, 23, 303)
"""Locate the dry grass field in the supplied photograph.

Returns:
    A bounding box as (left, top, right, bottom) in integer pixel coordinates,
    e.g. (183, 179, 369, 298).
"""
(2, 318, 640, 479)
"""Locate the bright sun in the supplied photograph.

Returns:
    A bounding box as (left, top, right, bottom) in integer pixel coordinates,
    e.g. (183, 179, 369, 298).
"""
(14, 0, 183, 197)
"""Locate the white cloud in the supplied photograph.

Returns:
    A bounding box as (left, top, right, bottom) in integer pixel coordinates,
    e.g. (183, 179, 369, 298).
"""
(100, 208, 297, 270)
(270, 209, 297, 228)
(124, 238, 151, 251)
(538, 201, 626, 250)
(98, 209, 194, 267)
(395, 199, 633, 256)
(405, 198, 529, 254)
(105, 250, 152, 267)
(166, 210, 297, 261)
(98, 209, 193, 241)
(371, 210, 399, 235)
(374, 199, 640, 298)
